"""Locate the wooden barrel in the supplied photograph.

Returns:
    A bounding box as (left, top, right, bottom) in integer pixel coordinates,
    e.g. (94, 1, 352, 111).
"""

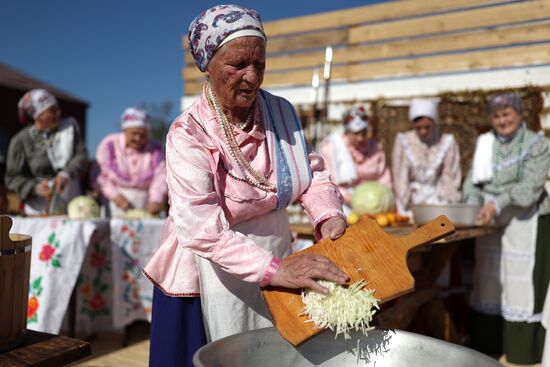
(0, 216, 32, 352)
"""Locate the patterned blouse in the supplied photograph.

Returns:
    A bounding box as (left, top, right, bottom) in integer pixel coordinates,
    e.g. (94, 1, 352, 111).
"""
(464, 126, 550, 213)
(392, 130, 462, 212)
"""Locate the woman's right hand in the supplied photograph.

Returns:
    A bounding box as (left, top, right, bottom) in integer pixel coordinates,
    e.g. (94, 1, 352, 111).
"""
(477, 202, 497, 225)
(114, 194, 130, 210)
(36, 179, 52, 200)
(270, 253, 349, 294)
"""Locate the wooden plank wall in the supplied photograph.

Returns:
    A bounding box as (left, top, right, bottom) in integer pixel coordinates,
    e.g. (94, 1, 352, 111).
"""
(182, 0, 550, 96)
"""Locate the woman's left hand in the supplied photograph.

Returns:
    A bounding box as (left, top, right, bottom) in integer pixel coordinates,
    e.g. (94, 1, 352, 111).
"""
(320, 216, 348, 240)
(477, 202, 497, 225)
(53, 175, 69, 193)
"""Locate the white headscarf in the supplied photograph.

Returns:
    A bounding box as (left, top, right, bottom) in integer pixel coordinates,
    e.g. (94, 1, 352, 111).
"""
(409, 98, 439, 123)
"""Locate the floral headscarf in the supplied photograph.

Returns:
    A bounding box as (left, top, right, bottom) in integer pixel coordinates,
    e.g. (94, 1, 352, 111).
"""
(343, 105, 369, 133)
(188, 4, 266, 72)
(18, 89, 58, 123)
(488, 92, 522, 115)
(120, 107, 152, 130)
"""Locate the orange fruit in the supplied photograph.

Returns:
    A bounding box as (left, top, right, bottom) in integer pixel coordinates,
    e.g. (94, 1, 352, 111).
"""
(375, 214, 389, 227)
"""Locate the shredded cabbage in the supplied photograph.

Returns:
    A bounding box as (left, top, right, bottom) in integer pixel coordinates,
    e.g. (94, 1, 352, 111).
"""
(301, 279, 379, 339)
(123, 209, 153, 219)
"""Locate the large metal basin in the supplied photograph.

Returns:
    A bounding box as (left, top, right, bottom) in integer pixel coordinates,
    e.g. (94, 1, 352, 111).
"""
(411, 203, 481, 227)
(193, 327, 502, 367)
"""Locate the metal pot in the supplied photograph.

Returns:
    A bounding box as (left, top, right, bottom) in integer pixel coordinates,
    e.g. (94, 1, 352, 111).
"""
(193, 327, 501, 367)
(411, 203, 481, 227)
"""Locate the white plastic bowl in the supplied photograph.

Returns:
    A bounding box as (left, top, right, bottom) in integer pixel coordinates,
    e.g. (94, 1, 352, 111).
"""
(411, 203, 481, 227)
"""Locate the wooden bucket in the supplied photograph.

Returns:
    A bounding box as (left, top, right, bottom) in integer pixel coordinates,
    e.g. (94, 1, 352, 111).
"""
(0, 216, 32, 352)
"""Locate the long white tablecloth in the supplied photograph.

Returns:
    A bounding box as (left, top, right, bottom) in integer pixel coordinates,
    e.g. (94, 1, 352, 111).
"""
(10, 216, 165, 334)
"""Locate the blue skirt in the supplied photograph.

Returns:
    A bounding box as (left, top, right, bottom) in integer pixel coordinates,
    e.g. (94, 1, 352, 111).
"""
(149, 287, 207, 367)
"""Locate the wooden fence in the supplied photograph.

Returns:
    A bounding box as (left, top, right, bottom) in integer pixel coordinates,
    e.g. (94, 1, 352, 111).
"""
(182, 0, 550, 96)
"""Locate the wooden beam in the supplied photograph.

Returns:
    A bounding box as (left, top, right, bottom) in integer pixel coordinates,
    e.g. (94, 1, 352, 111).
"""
(269, 21, 550, 71)
(182, 0, 508, 52)
(267, 28, 347, 54)
(183, 22, 550, 81)
(184, 80, 205, 95)
(263, 0, 508, 37)
(184, 41, 550, 94)
(349, 0, 548, 44)
(257, 43, 550, 87)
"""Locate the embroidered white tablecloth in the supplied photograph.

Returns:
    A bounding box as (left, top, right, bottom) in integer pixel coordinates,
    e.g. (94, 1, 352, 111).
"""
(10, 217, 105, 334)
(9, 216, 165, 334)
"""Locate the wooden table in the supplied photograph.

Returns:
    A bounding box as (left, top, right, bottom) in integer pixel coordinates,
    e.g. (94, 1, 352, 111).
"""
(289, 222, 498, 343)
(0, 330, 91, 367)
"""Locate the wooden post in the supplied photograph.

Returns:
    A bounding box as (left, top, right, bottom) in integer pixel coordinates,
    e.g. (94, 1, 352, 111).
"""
(0, 216, 32, 352)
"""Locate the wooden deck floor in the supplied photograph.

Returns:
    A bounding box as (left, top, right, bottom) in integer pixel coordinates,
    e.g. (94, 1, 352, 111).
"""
(68, 321, 150, 367)
(72, 340, 149, 367)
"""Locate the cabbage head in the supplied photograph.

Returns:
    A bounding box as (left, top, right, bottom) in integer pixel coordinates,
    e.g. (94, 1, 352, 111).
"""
(351, 181, 395, 215)
(68, 196, 100, 219)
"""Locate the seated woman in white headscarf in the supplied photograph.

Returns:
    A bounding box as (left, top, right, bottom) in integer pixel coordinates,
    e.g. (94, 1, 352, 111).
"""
(93, 107, 167, 217)
(391, 98, 462, 216)
(464, 92, 550, 364)
(5, 89, 88, 215)
(320, 105, 391, 214)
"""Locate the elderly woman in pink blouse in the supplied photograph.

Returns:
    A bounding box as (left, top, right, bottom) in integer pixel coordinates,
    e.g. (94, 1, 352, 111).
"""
(93, 107, 167, 217)
(320, 105, 392, 213)
(143, 5, 348, 367)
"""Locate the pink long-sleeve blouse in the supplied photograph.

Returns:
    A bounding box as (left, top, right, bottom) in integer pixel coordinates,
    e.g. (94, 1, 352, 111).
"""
(320, 134, 392, 204)
(143, 89, 344, 296)
(94, 133, 167, 203)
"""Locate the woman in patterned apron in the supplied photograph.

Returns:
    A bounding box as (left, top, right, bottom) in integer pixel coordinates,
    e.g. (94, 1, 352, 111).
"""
(391, 98, 462, 217)
(6, 89, 88, 215)
(93, 107, 167, 217)
(464, 92, 550, 364)
(143, 5, 349, 367)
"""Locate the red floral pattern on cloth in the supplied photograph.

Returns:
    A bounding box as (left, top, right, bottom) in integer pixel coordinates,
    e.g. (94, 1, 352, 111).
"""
(27, 277, 43, 324)
(38, 232, 62, 268)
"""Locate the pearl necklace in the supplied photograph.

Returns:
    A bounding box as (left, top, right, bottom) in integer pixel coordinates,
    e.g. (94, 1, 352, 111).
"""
(207, 84, 276, 192)
(236, 110, 254, 130)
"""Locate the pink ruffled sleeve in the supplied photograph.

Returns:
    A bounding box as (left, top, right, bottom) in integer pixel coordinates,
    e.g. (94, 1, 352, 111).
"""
(148, 154, 168, 203)
(298, 149, 345, 241)
(95, 135, 120, 200)
(374, 143, 393, 189)
(166, 123, 274, 283)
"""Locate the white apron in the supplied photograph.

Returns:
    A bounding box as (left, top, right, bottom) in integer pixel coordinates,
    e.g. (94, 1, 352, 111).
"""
(109, 187, 149, 217)
(196, 209, 292, 342)
(470, 204, 540, 322)
(24, 177, 81, 215)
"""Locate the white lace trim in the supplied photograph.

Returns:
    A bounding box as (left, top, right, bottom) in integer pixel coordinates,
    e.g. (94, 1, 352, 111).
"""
(398, 133, 453, 184)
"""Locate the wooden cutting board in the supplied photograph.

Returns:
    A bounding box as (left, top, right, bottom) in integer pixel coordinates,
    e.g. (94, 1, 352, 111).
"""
(261, 215, 456, 346)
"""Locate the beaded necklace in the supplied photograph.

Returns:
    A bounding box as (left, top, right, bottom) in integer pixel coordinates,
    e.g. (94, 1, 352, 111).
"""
(236, 110, 254, 130)
(206, 84, 276, 192)
(29, 126, 57, 151)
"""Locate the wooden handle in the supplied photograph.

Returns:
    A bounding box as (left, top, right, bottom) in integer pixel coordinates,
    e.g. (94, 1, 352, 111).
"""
(0, 215, 14, 251)
(400, 215, 456, 253)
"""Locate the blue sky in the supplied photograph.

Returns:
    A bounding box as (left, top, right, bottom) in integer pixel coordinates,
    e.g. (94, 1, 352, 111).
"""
(1, 0, 386, 154)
